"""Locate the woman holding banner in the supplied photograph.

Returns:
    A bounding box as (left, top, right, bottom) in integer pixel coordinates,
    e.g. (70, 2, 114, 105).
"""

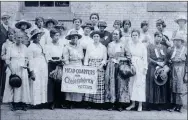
(84, 31, 107, 110)
(63, 30, 84, 109)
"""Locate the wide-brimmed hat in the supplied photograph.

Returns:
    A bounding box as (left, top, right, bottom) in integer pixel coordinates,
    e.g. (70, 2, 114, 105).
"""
(98, 20, 107, 28)
(9, 74, 22, 88)
(55, 23, 65, 29)
(175, 15, 187, 24)
(81, 21, 94, 30)
(30, 29, 44, 40)
(1, 13, 11, 19)
(15, 20, 32, 29)
(65, 30, 82, 40)
(154, 67, 169, 86)
(90, 30, 103, 38)
(172, 34, 185, 43)
(45, 18, 58, 26)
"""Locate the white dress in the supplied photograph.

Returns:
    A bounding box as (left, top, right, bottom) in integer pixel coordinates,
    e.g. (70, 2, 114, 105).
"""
(128, 40, 148, 102)
(27, 43, 48, 105)
(140, 31, 153, 46)
(3, 44, 31, 104)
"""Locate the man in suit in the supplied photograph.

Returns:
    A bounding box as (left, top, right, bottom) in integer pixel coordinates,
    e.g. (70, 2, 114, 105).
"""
(0, 13, 11, 102)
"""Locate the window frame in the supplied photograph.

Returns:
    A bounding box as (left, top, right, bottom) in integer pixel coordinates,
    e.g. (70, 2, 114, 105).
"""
(20, 1, 71, 12)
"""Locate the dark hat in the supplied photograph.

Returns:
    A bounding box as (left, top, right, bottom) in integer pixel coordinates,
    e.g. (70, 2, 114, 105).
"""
(81, 21, 94, 30)
(90, 31, 103, 38)
(45, 18, 58, 26)
(15, 19, 32, 29)
(65, 30, 82, 40)
(141, 20, 149, 28)
(98, 20, 107, 28)
(156, 19, 166, 28)
(30, 29, 44, 40)
(9, 74, 22, 88)
(1, 13, 11, 19)
(154, 66, 169, 86)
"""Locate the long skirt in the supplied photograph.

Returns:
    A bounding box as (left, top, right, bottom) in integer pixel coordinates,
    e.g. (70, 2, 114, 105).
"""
(170, 62, 187, 105)
(146, 63, 168, 104)
(105, 61, 116, 103)
(84, 59, 105, 103)
(3, 58, 31, 104)
(116, 62, 131, 103)
(130, 57, 146, 102)
(0, 60, 6, 101)
(48, 61, 65, 103)
(30, 57, 48, 105)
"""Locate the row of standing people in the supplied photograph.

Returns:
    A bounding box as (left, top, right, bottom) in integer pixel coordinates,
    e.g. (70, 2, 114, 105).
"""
(1, 13, 187, 112)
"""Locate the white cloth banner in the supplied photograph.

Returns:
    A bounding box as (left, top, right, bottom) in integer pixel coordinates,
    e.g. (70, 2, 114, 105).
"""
(61, 65, 98, 94)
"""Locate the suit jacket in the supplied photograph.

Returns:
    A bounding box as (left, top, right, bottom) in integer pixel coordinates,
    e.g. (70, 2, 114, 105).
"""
(0, 24, 9, 60)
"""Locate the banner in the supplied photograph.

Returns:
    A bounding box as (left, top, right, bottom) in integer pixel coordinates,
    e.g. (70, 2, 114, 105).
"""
(61, 65, 98, 94)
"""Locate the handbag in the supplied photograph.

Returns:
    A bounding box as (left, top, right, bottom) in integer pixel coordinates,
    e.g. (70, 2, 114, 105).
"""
(9, 74, 22, 88)
(118, 61, 136, 79)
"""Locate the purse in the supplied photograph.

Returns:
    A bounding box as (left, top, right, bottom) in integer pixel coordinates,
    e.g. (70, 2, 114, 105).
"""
(118, 61, 136, 79)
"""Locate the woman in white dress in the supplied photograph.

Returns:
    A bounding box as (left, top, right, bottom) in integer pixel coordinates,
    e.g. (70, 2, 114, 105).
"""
(126, 29, 148, 112)
(3, 31, 31, 111)
(27, 29, 48, 107)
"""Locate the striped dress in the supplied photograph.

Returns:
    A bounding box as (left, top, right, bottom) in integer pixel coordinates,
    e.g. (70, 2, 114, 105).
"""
(84, 42, 107, 103)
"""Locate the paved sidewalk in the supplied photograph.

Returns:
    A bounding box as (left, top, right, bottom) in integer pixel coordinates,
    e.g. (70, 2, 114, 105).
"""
(1, 104, 187, 120)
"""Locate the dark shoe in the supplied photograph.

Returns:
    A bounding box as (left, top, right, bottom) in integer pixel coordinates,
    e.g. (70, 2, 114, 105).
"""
(50, 104, 55, 110)
(22, 107, 27, 111)
(108, 108, 113, 111)
(118, 107, 123, 112)
(86, 106, 91, 109)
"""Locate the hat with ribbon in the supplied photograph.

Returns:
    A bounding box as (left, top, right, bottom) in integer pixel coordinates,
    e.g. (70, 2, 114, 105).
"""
(65, 30, 82, 40)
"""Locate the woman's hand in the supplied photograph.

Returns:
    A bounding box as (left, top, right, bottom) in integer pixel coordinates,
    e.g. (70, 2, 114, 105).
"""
(157, 62, 165, 67)
(30, 71, 36, 81)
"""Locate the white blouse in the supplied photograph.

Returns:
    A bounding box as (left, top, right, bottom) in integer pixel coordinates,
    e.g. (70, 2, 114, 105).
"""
(79, 35, 93, 49)
(1, 39, 14, 61)
(84, 43, 107, 65)
(44, 42, 64, 61)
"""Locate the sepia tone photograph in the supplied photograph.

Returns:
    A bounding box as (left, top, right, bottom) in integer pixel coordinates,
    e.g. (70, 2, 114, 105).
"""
(0, 1, 187, 120)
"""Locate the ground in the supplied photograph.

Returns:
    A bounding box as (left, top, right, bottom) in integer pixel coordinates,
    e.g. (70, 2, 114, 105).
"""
(1, 104, 187, 120)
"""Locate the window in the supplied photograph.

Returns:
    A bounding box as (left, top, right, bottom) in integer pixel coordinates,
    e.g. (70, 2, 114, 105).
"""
(147, 2, 187, 12)
(24, 1, 70, 7)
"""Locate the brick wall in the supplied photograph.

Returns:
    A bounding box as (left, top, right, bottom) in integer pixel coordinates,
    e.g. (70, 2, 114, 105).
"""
(1, 2, 187, 35)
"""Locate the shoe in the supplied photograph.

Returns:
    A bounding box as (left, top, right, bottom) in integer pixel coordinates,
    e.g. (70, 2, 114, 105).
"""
(126, 105, 135, 111)
(167, 107, 176, 112)
(86, 106, 91, 109)
(22, 107, 27, 111)
(50, 104, 55, 110)
(118, 107, 123, 112)
(137, 106, 142, 112)
(108, 108, 113, 111)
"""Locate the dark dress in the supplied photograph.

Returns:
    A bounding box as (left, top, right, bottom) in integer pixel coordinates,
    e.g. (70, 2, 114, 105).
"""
(146, 44, 169, 104)
(0, 24, 10, 100)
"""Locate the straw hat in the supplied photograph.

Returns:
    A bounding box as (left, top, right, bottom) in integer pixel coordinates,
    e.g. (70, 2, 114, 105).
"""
(174, 15, 187, 24)
(30, 29, 44, 40)
(1, 12, 11, 19)
(154, 66, 169, 86)
(15, 19, 32, 29)
(173, 33, 185, 43)
(65, 30, 82, 40)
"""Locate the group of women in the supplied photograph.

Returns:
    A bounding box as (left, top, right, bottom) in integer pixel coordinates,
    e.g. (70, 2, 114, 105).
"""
(1, 13, 187, 113)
